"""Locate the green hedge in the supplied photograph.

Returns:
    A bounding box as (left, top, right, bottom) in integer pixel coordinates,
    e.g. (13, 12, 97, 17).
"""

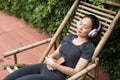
(0, 0, 120, 80)
(100, 20, 120, 80)
(0, 0, 74, 35)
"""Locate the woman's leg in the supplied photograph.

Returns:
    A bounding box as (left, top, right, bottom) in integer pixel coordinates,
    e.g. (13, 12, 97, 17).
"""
(15, 74, 45, 80)
(3, 64, 43, 80)
(4, 63, 66, 80)
(15, 73, 66, 80)
(15, 74, 61, 80)
(15, 64, 66, 80)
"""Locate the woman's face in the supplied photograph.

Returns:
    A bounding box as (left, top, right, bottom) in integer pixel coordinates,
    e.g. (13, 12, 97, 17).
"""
(77, 17, 92, 38)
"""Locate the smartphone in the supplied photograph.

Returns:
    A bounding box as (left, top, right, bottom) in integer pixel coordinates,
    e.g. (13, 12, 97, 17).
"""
(55, 57, 65, 65)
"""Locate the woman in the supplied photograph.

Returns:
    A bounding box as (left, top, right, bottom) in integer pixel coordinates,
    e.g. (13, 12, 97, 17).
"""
(4, 14, 101, 80)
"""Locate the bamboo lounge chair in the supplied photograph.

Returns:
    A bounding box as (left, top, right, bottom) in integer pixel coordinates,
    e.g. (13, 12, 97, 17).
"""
(3, 0, 120, 80)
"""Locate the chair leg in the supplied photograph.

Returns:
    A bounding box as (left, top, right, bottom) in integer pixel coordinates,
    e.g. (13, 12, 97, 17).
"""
(86, 73, 95, 80)
(13, 54, 17, 64)
(53, 40, 58, 50)
(77, 75, 86, 80)
(95, 58, 99, 80)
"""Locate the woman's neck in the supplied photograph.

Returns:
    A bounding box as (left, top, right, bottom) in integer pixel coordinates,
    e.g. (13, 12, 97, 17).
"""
(72, 36, 88, 46)
(77, 36, 88, 42)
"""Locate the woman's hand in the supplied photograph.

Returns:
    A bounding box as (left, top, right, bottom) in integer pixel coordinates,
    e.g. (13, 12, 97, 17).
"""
(46, 65, 56, 71)
(45, 55, 56, 70)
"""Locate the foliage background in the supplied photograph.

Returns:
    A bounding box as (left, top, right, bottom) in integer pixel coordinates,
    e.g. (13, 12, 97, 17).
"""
(0, 0, 120, 79)
(0, 0, 74, 34)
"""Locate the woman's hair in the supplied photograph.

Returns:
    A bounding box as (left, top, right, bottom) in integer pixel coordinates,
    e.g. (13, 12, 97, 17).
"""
(84, 14, 101, 46)
(84, 14, 100, 30)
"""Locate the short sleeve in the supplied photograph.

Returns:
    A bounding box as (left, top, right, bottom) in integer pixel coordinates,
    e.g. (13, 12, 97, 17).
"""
(81, 42, 95, 62)
(60, 34, 74, 44)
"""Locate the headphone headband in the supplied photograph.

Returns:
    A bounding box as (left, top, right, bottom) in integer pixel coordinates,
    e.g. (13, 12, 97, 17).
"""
(96, 20, 101, 32)
(88, 20, 101, 38)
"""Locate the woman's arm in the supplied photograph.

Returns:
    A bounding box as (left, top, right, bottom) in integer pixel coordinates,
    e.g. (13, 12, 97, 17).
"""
(49, 45, 61, 58)
(54, 58, 88, 76)
(45, 57, 88, 76)
(45, 45, 61, 70)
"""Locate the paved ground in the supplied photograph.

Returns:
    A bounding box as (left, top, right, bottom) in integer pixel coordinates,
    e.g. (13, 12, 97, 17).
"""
(0, 12, 50, 80)
(0, 12, 110, 80)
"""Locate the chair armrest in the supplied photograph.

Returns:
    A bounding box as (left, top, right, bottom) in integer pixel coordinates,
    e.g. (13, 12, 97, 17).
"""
(67, 58, 99, 80)
(3, 38, 51, 58)
(67, 63, 96, 80)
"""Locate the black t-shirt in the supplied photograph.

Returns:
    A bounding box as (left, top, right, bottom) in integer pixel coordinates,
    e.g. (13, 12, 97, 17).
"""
(55, 34, 95, 68)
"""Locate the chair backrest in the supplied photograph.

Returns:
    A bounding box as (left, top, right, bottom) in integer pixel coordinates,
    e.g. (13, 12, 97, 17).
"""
(67, 1, 120, 63)
(39, 0, 120, 63)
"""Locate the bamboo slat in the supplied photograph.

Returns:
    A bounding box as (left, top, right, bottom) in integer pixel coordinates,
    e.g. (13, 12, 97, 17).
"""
(100, 22, 110, 28)
(73, 19, 78, 23)
(78, 4, 114, 19)
(74, 15, 82, 20)
(77, 8, 113, 23)
(75, 12, 111, 28)
(76, 12, 84, 18)
(68, 30, 77, 35)
(102, 27, 108, 32)
(69, 26, 77, 31)
(80, 1, 116, 14)
(101, 32, 105, 36)
(71, 23, 77, 27)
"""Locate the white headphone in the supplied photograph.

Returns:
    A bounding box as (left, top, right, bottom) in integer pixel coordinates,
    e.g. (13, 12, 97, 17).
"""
(88, 20, 101, 38)
(76, 19, 101, 38)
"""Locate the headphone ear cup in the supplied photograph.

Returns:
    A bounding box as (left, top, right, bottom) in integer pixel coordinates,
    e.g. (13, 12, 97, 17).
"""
(76, 20, 81, 27)
(88, 29, 98, 38)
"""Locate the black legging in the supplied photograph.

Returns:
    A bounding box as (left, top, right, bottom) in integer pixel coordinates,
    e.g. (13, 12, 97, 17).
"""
(3, 63, 66, 80)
